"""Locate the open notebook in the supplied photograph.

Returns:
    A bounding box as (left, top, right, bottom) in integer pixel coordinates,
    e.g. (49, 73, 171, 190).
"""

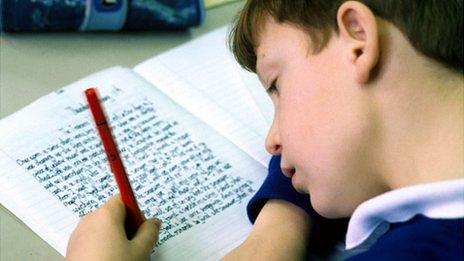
(0, 26, 274, 260)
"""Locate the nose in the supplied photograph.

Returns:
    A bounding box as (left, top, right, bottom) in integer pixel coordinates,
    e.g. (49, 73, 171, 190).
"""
(265, 114, 282, 155)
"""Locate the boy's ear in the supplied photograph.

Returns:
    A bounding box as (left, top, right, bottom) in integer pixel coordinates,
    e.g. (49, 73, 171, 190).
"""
(337, 1, 379, 84)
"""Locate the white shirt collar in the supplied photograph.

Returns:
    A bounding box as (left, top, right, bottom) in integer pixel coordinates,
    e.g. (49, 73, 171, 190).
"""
(345, 178, 464, 250)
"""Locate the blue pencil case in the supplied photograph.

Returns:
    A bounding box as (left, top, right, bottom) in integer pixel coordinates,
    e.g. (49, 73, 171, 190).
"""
(0, 0, 205, 32)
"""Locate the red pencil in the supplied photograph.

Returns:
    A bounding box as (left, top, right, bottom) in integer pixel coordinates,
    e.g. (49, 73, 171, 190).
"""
(84, 87, 145, 239)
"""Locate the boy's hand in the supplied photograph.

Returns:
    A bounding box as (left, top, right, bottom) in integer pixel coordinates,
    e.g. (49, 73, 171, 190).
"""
(66, 195, 160, 261)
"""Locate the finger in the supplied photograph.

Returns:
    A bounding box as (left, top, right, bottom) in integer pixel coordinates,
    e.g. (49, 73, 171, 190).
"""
(102, 194, 126, 224)
(131, 218, 161, 256)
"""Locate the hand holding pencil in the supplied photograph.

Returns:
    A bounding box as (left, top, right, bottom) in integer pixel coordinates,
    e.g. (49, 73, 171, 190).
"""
(66, 88, 161, 260)
(66, 195, 161, 261)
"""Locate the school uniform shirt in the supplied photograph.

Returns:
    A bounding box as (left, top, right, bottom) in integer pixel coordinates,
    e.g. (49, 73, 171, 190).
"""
(247, 156, 464, 260)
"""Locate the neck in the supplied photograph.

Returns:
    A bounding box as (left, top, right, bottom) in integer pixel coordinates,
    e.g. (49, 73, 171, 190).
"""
(372, 36, 464, 189)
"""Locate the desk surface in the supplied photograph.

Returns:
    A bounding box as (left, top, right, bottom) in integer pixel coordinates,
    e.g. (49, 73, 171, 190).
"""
(0, 2, 243, 259)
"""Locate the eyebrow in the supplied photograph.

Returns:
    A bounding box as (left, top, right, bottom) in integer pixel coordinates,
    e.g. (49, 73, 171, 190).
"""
(256, 67, 271, 91)
(255, 54, 265, 80)
(255, 52, 271, 88)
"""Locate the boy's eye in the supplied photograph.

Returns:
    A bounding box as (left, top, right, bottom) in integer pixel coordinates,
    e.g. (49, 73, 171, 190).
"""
(267, 79, 279, 95)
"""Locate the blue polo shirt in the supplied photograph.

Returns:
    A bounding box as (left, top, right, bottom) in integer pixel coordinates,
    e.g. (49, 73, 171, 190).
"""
(247, 156, 464, 260)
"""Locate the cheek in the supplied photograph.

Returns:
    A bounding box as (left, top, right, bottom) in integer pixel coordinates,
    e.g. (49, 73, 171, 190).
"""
(278, 53, 351, 161)
(280, 72, 374, 185)
(317, 97, 378, 213)
(279, 74, 352, 169)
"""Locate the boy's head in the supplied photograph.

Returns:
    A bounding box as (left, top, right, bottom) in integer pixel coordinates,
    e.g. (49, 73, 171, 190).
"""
(230, 0, 463, 218)
(231, 0, 462, 73)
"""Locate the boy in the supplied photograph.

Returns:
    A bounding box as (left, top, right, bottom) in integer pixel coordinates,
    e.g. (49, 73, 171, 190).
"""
(66, 0, 463, 260)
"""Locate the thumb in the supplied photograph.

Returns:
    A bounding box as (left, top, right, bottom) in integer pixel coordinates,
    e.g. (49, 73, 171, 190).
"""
(131, 218, 161, 256)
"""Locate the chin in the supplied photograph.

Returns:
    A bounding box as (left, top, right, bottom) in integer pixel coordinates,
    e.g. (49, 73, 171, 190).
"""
(310, 194, 351, 219)
(291, 174, 309, 194)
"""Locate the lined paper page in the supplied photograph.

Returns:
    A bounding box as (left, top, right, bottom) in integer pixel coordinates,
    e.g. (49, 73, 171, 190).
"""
(0, 67, 267, 260)
(135, 26, 270, 141)
(135, 59, 269, 166)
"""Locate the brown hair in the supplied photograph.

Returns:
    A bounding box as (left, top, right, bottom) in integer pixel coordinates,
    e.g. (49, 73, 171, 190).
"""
(229, 0, 463, 73)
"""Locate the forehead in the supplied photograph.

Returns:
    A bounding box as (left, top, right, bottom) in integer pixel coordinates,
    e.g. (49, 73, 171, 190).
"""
(255, 18, 312, 80)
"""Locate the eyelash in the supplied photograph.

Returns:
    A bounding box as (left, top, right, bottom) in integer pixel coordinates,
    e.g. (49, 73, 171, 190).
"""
(267, 79, 279, 95)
